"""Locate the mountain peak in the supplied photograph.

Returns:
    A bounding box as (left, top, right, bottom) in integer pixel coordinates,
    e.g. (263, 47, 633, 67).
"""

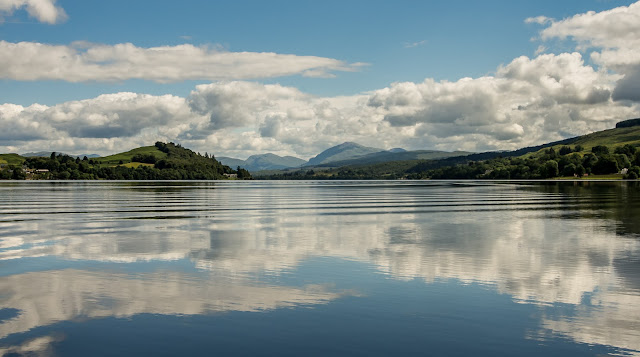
(305, 142, 383, 166)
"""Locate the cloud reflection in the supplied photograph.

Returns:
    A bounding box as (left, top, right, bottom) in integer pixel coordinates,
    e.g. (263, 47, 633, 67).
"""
(0, 269, 345, 340)
(0, 181, 639, 353)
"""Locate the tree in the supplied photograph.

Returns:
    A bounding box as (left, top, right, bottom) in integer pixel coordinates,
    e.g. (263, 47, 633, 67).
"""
(544, 148, 558, 159)
(11, 166, 26, 180)
(592, 145, 610, 155)
(237, 167, 252, 179)
(559, 146, 572, 155)
(592, 156, 619, 174)
(574, 145, 584, 152)
(625, 166, 640, 180)
(562, 163, 576, 177)
(614, 144, 636, 157)
(582, 153, 598, 170)
(542, 160, 559, 178)
(575, 164, 585, 177)
(615, 154, 631, 170)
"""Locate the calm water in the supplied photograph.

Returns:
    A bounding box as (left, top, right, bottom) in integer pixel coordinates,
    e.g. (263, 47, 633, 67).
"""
(1, 180, 639, 356)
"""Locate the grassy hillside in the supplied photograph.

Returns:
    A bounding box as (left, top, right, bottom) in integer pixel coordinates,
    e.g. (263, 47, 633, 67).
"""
(0, 154, 26, 166)
(96, 146, 168, 166)
(566, 126, 640, 149)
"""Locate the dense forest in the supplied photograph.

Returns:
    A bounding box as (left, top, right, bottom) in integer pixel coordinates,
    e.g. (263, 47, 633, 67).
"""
(0, 142, 252, 180)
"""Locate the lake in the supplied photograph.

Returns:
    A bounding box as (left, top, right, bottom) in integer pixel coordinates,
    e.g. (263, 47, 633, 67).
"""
(0, 180, 639, 356)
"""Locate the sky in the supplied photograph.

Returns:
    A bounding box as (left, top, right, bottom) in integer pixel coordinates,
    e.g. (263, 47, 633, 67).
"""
(1, 0, 639, 159)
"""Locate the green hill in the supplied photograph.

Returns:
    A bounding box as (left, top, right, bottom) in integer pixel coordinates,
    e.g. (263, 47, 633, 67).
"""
(0, 154, 25, 166)
(561, 126, 640, 150)
(1, 142, 251, 180)
(96, 145, 169, 166)
(305, 142, 383, 166)
(263, 123, 640, 180)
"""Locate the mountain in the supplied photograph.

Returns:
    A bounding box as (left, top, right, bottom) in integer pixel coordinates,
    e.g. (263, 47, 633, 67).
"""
(22, 151, 100, 158)
(261, 120, 640, 180)
(305, 142, 384, 166)
(314, 149, 471, 167)
(244, 154, 306, 171)
(217, 156, 247, 168)
(218, 154, 306, 172)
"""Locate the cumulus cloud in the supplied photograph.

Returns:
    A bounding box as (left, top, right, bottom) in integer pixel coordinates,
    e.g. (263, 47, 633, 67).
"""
(0, 41, 365, 82)
(0, 54, 635, 157)
(535, 1, 640, 103)
(0, 0, 67, 24)
(3, 3, 640, 158)
(0, 93, 201, 155)
(3, 53, 636, 158)
(365, 52, 631, 150)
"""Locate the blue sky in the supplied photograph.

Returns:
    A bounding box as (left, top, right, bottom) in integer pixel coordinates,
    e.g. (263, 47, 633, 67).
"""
(1, 0, 639, 158)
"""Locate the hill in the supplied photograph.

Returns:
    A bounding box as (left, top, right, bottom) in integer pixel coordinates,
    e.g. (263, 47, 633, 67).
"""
(244, 154, 306, 171)
(305, 142, 383, 166)
(96, 145, 169, 166)
(217, 156, 247, 168)
(219, 153, 306, 171)
(0, 153, 26, 166)
(616, 118, 640, 128)
(1, 142, 251, 180)
(313, 149, 471, 167)
(22, 151, 100, 159)
(263, 123, 640, 180)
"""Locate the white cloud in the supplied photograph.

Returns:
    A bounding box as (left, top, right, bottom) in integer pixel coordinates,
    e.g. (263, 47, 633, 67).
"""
(3, 3, 640, 158)
(366, 52, 632, 150)
(403, 40, 427, 48)
(0, 93, 201, 155)
(1, 49, 637, 158)
(3, 53, 635, 159)
(535, 1, 640, 102)
(0, 41, 365, 82)
(0, 0, 67, 24)
(538, 2, 640, 51)
(525, 15, 553, 25)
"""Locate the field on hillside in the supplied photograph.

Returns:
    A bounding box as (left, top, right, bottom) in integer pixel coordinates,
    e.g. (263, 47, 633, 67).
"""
(96, 146, 168, 166)
(0, 154, 26, 166)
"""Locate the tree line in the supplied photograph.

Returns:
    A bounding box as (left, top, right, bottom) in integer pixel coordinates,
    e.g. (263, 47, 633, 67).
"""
(262, 144, 640, 180)
(0, 142, 252, 180)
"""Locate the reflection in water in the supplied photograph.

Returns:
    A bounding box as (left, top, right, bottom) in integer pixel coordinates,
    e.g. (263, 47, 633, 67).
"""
(0, 181, 639, 355)
(0, 269, 344, 340)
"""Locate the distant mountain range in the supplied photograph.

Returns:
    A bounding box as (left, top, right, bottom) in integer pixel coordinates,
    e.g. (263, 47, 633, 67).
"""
(218, 154, 307, 172)
(22, 151, 101, 159)
(219, 142, 470, 172)
(305, 142, 384, 166)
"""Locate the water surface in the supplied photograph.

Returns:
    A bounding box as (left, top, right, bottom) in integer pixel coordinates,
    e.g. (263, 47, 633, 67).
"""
(1, 181, 639, 356)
